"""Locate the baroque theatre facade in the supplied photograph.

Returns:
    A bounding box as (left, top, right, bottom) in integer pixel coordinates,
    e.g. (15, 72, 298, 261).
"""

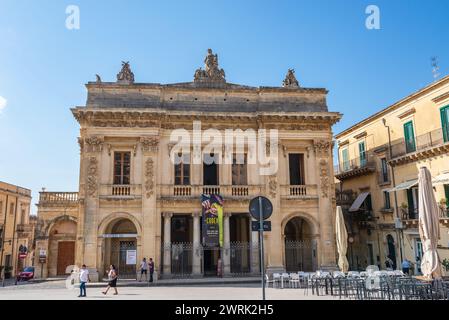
(35, 50, 341, 280)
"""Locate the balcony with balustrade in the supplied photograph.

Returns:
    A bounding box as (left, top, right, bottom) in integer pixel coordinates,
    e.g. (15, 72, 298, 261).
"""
(38, 192, 79, 207)
(335, 153, 376, 181)
(389, 127, 449, 166)
(280, 185, 318, 200)
(99, 184, 142, 200)
(160, 185, 263, 200)
(401, 205, 449, 228)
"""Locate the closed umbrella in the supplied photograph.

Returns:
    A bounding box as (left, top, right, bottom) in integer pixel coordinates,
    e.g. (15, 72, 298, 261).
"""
(335, 206, 349, 273)
(418, 166, 443, 279)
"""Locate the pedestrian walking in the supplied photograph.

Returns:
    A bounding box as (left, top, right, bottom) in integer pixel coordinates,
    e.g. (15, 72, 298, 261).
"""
(148, 258, 155, 283)
(102, 265, 118, 295)
(78, 264, 90, 298)
(402, 259, 411, 275)
(139, 257, 148, 282)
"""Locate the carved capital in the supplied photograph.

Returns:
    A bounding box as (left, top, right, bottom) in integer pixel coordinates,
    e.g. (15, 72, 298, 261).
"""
(163, 212, 173, 219)
(83, 136, 104, 153)
(313, 140, 332, 157)
(140, 137, 159, 153)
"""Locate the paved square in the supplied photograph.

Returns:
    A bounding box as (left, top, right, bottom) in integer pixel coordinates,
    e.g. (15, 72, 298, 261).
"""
(0, 280, 340, 300)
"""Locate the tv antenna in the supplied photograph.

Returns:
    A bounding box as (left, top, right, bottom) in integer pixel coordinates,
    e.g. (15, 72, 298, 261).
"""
(431, 56, 440, 81)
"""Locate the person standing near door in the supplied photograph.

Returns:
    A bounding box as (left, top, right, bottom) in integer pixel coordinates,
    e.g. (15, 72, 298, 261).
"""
(139, 257, 148, 282)
(78, 264, 90, 298)
(148, 258, 155, 283)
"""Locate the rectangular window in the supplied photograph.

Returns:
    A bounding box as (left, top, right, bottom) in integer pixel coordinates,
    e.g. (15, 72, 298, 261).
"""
(232, 154, 247, 185)
(380, 158, 389, 182)
(203, 153, 219, 185)
(113, 152, 131, 185)
(288, 153, 305, 185)
(383, 191, 391, 209)
(403, 121, 416, 153)
(444, 184, 449, 208)
(407, 187, 419, 219)
(367, 243, 374, 265)
(174, 153, 190, 185)
(9, 203, 14, 215)
(341, 148, 350, 171)
(358, 141, 366, 166)
(5, 254, 11, 267)
(441, 105, 449, 143)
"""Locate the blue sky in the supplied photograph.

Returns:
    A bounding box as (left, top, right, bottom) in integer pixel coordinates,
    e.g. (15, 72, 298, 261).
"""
(0, 0, 448, 213)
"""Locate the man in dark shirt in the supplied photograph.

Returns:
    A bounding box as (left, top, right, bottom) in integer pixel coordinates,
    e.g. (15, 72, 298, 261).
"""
(149, 258, 155, 283)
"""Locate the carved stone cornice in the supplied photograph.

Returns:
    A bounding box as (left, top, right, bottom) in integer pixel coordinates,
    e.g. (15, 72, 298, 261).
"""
(313, 140, 332, 157)
(140, 137, 159, 153)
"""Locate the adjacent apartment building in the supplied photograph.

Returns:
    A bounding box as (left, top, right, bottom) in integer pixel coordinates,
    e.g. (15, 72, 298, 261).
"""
(35, 50, 341, 280)
(335, 75, 449, 274)
(0, 181, 35, 279)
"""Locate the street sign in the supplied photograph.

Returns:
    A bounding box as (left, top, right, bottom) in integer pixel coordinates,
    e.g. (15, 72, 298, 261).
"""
(251, 221, 271, 232)
(249, 196, 273, 220)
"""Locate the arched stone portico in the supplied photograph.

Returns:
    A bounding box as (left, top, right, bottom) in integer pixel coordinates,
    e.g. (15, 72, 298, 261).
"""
(96, 213, 142, 279)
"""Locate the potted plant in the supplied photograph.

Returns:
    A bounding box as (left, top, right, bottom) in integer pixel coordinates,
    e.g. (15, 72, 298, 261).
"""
(442, 259, 449, 277)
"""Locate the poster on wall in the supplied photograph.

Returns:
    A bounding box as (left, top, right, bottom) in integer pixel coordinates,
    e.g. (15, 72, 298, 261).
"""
(126, 250, 137, 265)
(201, 194, 224, 247)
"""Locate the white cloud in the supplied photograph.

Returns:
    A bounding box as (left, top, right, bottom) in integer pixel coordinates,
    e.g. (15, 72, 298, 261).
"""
(0, 96, 7, 113)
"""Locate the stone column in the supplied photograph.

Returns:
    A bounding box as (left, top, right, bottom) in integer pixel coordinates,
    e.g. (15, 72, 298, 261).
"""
(250, 217, 260, 274)
(223, 212, 231, 275)
(192, 212, 202, 276)
(162, 212, 173, 276)
(314, 140, 337, 270)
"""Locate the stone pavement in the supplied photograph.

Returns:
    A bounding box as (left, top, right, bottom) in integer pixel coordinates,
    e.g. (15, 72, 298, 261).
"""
(0, 279, 342, 300)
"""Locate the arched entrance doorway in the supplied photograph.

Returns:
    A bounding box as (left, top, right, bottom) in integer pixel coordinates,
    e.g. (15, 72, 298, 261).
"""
(386, 234, 397, 270)
(284, 217, 316, 272)
(103, 218, 138, 279)
(48, 218, 77, 276)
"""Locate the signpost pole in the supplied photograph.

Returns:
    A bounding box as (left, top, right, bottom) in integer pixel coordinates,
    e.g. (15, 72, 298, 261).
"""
(258, 197, 265, 300)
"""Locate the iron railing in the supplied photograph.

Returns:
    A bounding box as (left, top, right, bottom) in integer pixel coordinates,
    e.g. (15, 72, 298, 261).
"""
(391, 127, 448, 159)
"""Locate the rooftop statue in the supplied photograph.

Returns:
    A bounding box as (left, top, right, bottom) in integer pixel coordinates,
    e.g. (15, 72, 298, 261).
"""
(117, 61, 135, 84)
(282, 68, 300, 88)
(194, 49, 226, 83)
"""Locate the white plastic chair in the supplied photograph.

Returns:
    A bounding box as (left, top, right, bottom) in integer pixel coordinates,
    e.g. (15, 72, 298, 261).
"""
(333, 271, 345, 278)
(289, 273, 300, 288)
(272, 273, 281, 288)
(348, 271, 360, 278)
(366, 265, 379, 274)
(281, 272, 290, 288)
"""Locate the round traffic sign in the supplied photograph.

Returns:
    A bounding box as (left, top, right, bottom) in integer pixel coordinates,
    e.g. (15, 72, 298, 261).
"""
(249, 196, 273, 220)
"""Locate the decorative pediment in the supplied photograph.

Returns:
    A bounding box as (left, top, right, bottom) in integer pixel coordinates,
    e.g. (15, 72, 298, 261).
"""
(193, 49, 226, 84)
(282, 69, 300, 88)
(117, 61, 135, 84)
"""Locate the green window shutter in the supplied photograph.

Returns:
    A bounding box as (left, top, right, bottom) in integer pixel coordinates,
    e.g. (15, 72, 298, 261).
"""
(444, 184, 449, 207)
(403, 121, 416, 153)
(342, 149, 349, 170)
(358, 141, 366, 166)
(441, 105, 449, 143)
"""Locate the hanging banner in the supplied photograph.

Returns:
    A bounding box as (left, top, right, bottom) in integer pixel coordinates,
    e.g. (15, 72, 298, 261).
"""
(201, 194, 224, 247)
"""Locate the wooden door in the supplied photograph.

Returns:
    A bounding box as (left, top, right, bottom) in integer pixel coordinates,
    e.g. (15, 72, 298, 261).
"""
(57, 241, 75, 275)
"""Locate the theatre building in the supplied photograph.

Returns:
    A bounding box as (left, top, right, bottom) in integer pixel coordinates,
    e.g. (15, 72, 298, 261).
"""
(35, 50, 341, 280)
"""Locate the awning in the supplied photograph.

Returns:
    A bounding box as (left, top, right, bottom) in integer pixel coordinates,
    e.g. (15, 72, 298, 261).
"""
(432, 172, 449, 186)
(349, 192, 370, 212)
(387, 179, 418, 192)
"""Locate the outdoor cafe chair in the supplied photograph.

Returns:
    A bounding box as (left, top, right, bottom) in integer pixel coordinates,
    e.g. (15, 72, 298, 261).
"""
(332, 271, 345, 278)
(281, 272, 290, 288)
(289, 273, 300, 288)
(265, 274, 276, 289)
(272, 273, 281, 288)
(347, 271, 360, 278)
(366, 265, 379, 274)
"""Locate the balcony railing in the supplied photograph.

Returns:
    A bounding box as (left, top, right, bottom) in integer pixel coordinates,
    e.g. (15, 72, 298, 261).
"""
(161, 185, 263, 199)
(401, 206, 449, 221)
(100, 184, 142, 198)
(335, 153, 376, 176)
(391, 127, 448, 159)
(38, 192, 79, 205)
(16, 224, 33, 233)
(280, 185, 318, 198)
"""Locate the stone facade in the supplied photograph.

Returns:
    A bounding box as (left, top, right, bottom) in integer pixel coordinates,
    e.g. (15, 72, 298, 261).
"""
(0, 181, 34, 279)
(335, 75, 449, 274)
(37, 50, 341, 280)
